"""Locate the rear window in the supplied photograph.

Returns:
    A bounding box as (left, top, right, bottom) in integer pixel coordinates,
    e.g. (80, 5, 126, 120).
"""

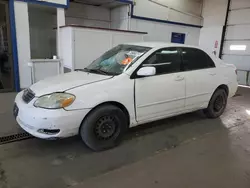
(181, 48, 215, 71)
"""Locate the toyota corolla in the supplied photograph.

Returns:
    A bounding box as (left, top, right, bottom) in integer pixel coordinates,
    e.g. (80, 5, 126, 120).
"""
(14, 42, 238, 151)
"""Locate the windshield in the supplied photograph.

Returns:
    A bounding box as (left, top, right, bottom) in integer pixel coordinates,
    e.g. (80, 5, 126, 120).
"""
(85, 45, 151, 75)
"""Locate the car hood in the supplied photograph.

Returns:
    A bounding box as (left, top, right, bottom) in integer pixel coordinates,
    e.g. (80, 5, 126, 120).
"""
(30, 71, 112, 96)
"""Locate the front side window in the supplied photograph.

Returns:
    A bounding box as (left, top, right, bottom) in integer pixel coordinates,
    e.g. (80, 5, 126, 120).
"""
(142, 47, 181, 75)
(181, 48, 215, 71)
(85, 45, 151, 75)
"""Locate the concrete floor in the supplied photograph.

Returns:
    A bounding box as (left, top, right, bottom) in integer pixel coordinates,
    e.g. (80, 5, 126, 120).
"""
(0, 87, 250, 188)
(0, 92, 23, 137)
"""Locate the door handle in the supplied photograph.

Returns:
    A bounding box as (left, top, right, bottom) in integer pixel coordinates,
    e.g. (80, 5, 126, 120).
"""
(175, 75, 184, 81)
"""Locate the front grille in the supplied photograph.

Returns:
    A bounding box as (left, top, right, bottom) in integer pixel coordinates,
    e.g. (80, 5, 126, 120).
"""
(22, 88, 35, 103)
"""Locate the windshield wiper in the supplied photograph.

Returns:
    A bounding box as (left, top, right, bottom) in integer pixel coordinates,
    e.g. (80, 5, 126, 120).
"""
(93, 69, 109, 75)
(75, 68, 85, 72)
(82, 68, 111, 75)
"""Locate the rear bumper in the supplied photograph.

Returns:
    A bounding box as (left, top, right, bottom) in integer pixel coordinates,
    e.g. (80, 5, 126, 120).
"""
(228, 82, 238, 98)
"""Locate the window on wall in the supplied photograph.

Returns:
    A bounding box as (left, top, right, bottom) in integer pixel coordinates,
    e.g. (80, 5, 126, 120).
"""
(143, 47, 182, 75)
(181, 48, 215, 71)
(230, 45, 247, 51)
(28, 4, 57, 59)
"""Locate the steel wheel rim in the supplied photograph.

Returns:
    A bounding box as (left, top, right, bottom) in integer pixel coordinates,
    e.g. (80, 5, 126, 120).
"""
(214, 95, 225, 112)
(94, 115, 119, 141)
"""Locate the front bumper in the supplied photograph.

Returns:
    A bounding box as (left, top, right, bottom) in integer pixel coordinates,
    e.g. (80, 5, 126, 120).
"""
(15, 91, 91, 139)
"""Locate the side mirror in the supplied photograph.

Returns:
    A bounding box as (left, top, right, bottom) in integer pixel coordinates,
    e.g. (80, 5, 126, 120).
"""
(137, 67, 156, 77)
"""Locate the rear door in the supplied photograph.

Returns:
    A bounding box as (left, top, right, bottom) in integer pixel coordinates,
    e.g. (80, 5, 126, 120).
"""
(180, 47, 217, 110)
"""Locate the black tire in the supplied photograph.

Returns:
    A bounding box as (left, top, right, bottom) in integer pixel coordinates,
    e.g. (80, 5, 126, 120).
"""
(204, 89, 228, 118)
(80, 104, 128, 151)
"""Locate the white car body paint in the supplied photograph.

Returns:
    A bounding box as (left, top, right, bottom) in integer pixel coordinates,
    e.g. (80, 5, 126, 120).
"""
(15, 90, 91, 139)
(15, 42, 238, 139)
(30, 71, 113, 96)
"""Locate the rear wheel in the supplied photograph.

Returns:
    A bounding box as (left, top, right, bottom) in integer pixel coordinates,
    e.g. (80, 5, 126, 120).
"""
(204, 89, 228, 118)
(80, 104, 128, 151)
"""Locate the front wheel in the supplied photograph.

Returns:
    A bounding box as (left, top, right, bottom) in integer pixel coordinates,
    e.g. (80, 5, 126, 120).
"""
(204, 89, 228, 118)
(80, 104, 128, 151)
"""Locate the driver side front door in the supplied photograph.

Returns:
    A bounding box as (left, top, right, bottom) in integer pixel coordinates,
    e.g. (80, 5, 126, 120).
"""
(134, 47, 186, 123)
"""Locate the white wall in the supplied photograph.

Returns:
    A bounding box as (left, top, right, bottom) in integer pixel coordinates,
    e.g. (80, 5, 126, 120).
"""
(57, 8, 65, 62)
(67, 0, 203, 29)
(60, 26, 145, 70)
(65, 2, 111, 28)
(199, 26, 223, 56)
(199, 0, 228, 57)
(111, 5, 130, 30)
(130, 19, 200, 45)
(14, 0, 204, 89)
(60, 27, 73, 70)
(14, 1, 32, 88)
(112, 2, 201, 46)
(65, 1, 203, 46)
(202, 0, 228, 27)
(14, 2, 64, 88)
(223, 0, 250, 85)
(231, 0, 250, 10)
(133, 0, 203, 26)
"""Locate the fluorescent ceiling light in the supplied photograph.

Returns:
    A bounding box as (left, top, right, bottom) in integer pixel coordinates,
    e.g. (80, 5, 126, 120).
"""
(246, 110, 250, 116)
(161, 50, 178, 54)
(230, 45, 247, 51)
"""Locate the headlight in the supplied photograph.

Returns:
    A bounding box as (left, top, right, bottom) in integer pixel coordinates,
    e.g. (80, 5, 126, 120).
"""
(34, 93, 75, 109)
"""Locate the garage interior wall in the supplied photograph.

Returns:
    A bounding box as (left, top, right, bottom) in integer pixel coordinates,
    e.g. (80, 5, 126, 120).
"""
(28, 4, 57, 59)
(29, 2, 111, 59)
(130, 19, 200, 45)
(27, 0, 204, 59)
(66, 0, 203, 45)
(14, 1, 32, 89)
(65, 2, 111, 28)
(133, 0, 203, 26)
(29, 0, 205, 55)
(14, 0, 204, 89)
(111, 5, 130, 30)
(199, 0, 228, 56)
(112, 0, 203, 46)
(222, 0, 250, 85)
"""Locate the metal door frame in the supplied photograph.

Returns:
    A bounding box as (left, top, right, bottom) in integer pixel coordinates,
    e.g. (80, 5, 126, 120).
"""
(219, 0, 250, 86)
(219, 0, 231, 59)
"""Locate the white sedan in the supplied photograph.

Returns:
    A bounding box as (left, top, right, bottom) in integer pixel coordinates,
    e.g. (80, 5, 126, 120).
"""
(14, 42, 238, 151)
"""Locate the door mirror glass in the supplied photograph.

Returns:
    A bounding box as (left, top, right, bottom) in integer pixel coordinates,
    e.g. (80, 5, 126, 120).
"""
(137, 67, 156, 77)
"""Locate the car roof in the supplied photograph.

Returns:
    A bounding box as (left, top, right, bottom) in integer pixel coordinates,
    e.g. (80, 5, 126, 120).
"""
(124, 42, 200, 49)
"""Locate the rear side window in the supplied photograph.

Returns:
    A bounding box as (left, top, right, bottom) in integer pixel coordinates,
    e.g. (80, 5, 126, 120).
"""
(143, 47, 182, 75)
(181, 48, 215, 71)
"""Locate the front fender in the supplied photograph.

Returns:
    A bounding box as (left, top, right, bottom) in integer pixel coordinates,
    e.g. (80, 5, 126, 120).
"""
(64, 75, 136, 125)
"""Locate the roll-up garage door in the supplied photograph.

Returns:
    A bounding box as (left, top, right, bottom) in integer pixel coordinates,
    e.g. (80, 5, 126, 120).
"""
(222, 0, 250, 86)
